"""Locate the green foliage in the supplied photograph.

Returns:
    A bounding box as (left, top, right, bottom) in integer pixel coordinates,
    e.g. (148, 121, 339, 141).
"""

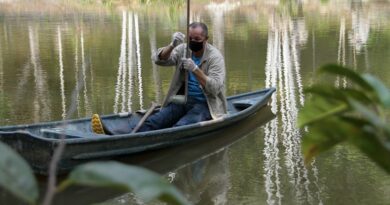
(0, 142, 38, 204)
(299, 64, 390, 173)
(0, 143, 189, 204)
(102, 0, 113, 7)
(58, 161, 190, 205)
(143, 0, 184, 6)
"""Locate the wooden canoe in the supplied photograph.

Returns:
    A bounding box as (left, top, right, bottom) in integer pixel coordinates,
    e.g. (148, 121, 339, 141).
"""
(0, 88, 276, 174)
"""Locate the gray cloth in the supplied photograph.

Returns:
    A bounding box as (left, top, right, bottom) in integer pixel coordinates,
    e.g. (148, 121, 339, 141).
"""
(152, 43, 227, 119)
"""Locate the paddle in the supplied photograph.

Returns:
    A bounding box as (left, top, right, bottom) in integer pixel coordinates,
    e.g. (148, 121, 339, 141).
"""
(131, 102, 159, 133)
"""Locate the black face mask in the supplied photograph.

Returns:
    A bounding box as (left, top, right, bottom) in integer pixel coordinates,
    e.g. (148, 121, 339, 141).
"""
(189, 40, 204, 52)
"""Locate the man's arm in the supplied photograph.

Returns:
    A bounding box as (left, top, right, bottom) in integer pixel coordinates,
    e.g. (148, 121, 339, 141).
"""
(182, 55, 225, 95)
(158, 45, 175, 60)
(199, 56, 225, 96)
(192, 69, 207, 88)
(181, 58, 206, 86)
(160, 32, 184, 60)
(152, 32, 185, 66)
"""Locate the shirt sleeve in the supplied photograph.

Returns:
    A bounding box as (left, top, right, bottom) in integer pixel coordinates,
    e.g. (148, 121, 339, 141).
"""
(152, 44, 185, 66)
(204, 53, 225, 96)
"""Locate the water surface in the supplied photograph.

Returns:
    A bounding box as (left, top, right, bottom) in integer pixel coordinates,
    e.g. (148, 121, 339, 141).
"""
(0, 0, 390, 204)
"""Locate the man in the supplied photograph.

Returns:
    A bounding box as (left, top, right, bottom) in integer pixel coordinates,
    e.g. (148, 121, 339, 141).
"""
(92, 22, 227, 134)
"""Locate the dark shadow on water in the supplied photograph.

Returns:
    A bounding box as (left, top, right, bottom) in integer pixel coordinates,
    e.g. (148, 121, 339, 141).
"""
(120, 105, 276, 174)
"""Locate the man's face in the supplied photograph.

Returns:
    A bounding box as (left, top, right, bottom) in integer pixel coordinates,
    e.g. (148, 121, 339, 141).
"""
(189, 26, 207, 43)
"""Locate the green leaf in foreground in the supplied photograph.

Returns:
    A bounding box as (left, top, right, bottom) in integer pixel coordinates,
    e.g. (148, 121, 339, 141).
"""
(319, 64, 374, 91)
(348, 98, 390, 136)
(305, 85, 373, 104)
(301, 117, 348, 164)
(298, 96, 348, 127)
(0, 142, 38, 204)
(58, 161, 190, 205)
(299, 65, 390, 173)
(349, 128, 390, 173)
(362, 74, 390, 108)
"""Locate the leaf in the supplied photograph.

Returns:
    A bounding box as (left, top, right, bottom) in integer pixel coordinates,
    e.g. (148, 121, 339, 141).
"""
(319, 64, 374, 91)
(59, 161, 189, 205)
(305, 85, 373, 104)
(362, 74, 390, 108)
(341, 116, 390, 173)
(347, 98, 390, 136)
(351, 133, 390, 173)
(301, 117, 348, 163)
(303, 113, 390, 173)
(300, 65, 390, 173)
(298, 96, 348, 127)
(0, 142, 38, 204)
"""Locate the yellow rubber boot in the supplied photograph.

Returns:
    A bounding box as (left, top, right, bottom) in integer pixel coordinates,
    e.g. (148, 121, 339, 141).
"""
(91, 114, 105, 134)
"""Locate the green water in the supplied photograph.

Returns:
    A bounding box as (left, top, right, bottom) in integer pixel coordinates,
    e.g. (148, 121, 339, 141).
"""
(1, 0, 390, 204)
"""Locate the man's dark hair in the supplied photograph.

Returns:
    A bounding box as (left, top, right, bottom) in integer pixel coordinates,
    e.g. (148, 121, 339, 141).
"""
(189, 22, 209, 38)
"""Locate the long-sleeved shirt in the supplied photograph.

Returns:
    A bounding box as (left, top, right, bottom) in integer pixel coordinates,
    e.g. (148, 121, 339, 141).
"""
(152, 43, 227, 119)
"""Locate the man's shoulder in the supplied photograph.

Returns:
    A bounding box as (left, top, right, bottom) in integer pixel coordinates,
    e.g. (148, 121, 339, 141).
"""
(206, 43, 223, 59)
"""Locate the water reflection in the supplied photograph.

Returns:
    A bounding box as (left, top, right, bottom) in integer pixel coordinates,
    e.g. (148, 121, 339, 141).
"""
(114, 11, 128, 113)
(72, 27, 92, 117)
(148, 20, 163, 103)
(0, 34, 4, 119)
(336, 17, 347, 88)
(173, 151, 230, 205)
(134, 13, 144, 110)
(74, 28, 81, 117)
(349, 1, 370, 55)
(349, 1, 372, 72)
(128, 12, 135, 110)
(96, 107, 275, 205)
(97, 150, 231, 205)
(263, 13, 322, 204)
(0, 0, 390, 204)
(81, 29, 92, 116)
(264, 14, 282, 205)
(25, 25, 51, 122)
(101, 153, 231, 205)
(57, 26, 67, 119)
(114, 11, 143, 113)
(336, 1, 371, 87)
(206, 1, 240, 55)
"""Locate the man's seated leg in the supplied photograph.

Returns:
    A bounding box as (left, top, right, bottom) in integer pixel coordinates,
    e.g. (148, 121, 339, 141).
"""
(173, 103, 211, 127)
(138, 103, 186, 132)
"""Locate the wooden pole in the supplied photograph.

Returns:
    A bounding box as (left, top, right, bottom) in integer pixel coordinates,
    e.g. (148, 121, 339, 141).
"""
(186, 0, 190, 58)
(131, 102, 158, 133)
(183, 0, 190, 103)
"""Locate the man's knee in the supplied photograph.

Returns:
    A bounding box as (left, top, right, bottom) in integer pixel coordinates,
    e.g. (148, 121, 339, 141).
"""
(139, 103, 186, 131)
(173, 112, 205, 127)
(173, 118, 192, 127)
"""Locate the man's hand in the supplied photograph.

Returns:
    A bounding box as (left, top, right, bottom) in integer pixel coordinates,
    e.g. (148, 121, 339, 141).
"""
(170, 32, 185, 48)
(181, 58, 199, 72)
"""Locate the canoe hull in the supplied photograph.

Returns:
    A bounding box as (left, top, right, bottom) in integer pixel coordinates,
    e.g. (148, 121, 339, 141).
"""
(0, 88, 276, 174)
